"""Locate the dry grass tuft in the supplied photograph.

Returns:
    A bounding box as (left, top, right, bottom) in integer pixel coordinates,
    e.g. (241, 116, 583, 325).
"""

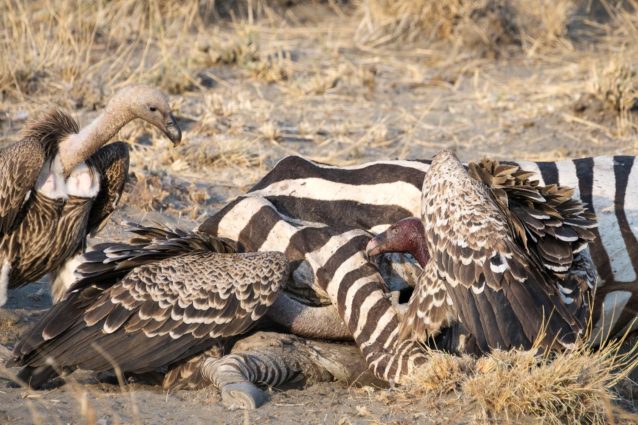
(513, 0, 575, 54)
(354, 0, 576, 57)
(404, 339, 638, 424)
(574, 55, 638, 136)
(593, 57, 638, 116)
(407, 351, 475, 395)
(0, 0, 289, 105)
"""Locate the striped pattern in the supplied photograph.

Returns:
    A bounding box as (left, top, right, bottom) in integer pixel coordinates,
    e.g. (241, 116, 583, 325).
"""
(198, 155, 638, 382)
(205, 350, 300, 391)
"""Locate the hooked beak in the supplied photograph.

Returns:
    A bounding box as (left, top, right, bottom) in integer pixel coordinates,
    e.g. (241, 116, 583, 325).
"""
(365, 233, 387, 259)
(164, 114, 182, 145)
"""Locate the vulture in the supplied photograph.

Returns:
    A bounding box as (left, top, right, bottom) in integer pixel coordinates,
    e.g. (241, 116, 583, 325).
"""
(366, 151, 598, 353)
(0, 85, 182, 306)
(8, 223, 289, 389)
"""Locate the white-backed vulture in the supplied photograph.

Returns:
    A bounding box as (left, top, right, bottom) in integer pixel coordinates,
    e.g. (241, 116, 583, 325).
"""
(0, 85, 182, 305)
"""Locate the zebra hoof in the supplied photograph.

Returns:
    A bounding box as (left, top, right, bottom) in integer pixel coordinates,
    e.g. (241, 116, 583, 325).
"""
(221, 382, 268, 410)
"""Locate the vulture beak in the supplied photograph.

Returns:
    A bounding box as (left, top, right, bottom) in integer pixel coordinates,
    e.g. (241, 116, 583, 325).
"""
(164, 114, 182, 145)
(365, 233, 387, 259)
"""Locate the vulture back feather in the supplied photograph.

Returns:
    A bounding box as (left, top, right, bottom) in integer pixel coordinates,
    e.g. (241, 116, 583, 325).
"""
(10, 223, 288, 389)
(468, 159, 597, 279)
(74, 222, 238, 291)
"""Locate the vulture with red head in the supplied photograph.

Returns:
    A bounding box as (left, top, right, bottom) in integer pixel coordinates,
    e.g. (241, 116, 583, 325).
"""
(367, 151, 597, 353)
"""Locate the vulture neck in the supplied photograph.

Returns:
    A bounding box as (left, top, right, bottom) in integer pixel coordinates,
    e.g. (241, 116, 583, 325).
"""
(58, 104, 133, 175)
(411, 240, 429, 268)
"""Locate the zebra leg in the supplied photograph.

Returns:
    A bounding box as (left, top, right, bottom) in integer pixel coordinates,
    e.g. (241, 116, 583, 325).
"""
(199, 332, 317, 409)
(265, 253, 419, 340)
(198, 332, 377, 410)
(266, 293, 351, 340)
(204, 354, 271, 410)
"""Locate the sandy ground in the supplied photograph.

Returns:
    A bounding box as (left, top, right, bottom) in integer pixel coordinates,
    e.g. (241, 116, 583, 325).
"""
(1, 1, 638, 423)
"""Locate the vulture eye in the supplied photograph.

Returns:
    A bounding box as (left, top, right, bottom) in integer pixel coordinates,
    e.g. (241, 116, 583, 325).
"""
(149, 106, 158, 112)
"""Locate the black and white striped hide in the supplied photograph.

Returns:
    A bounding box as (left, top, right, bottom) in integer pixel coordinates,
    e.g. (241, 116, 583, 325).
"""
(196, 154, 638, 382)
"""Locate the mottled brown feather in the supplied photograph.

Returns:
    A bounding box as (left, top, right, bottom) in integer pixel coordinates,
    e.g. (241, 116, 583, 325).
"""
(0, 139, 46, 235)
(404, 151, 595, 351)
(10, 224, 289, 388)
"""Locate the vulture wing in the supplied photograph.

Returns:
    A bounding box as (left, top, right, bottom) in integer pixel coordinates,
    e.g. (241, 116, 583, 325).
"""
(468, 159, 597, 278)
(421, 151, 584, 353)
(85, 142, 130, 237)
(74, 222, 237, 289)
(0, 138, 45, 234)
(11, 229, 287, 388)
(0, 110, 79, 235)
(399, 261, 454, 341)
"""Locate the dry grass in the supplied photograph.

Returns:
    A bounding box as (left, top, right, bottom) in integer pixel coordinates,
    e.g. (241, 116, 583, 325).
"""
(354, 0, 576, 56)
(403, 338, 638, 424)
(0, 0, 281, 105)
(0, 347, 147, 425)
(590, 56, 638, 134)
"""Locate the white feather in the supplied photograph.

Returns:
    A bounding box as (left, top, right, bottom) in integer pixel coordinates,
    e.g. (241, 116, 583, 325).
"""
(558, 291, 574, 305)
(35, 155, 67, 199)
(66, 163, 100, 198)
(489, 255, 508, 274)
(471, 281, 486, 294)
(0, 260, 10, 306)
(557, 283, 573, 295)
(50, 253, 85, 303)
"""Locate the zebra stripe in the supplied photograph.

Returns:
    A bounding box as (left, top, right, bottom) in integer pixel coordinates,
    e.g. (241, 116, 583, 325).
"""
(592, 156, 635, 282)
(199, 155, 638, 382)
(516, 160, 545, 185)
(614, 157, 638, 279)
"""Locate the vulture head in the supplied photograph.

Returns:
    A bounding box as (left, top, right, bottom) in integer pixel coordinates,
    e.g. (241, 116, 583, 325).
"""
(365, 217, 430, 268)
(110, 84, 182, 145)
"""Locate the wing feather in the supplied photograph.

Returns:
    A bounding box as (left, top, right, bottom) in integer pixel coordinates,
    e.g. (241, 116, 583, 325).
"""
(85, 142, 130, 236)
(420, 151, 586, 352)
(0, 110, 80, 235)
(468, 159, 597, 279)
(0, 138, 45, 234)
(399, 261, 454, 341)
(11, 227, 288, 386)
